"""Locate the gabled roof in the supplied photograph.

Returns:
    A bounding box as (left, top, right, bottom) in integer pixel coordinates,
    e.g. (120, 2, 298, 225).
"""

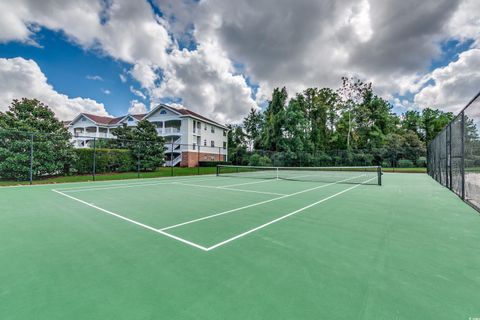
(145, 104, 227, 129)
(70, 113, 147, 126)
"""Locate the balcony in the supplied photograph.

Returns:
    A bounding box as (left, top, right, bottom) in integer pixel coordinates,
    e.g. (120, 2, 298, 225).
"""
(157, 127, 181, 135)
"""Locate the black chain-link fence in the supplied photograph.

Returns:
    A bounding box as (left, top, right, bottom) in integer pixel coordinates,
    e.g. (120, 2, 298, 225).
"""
(0, 131, 227, 185)
(228, 147, 427, 169)
(428, 90, 480, 210)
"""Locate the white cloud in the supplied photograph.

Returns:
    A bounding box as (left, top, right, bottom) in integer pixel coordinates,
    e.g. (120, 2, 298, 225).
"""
(414, 48, 480, 113)
(153, 44, 258, 123)
(129, 62, 158, 89)
(130, 86, 147, 100)
(101, 88, 111, 95)
(86, 75, 103, 81)
(128, 100, 148, 114)
(1, 0, 479, 122)
(0, 57, 108, 120)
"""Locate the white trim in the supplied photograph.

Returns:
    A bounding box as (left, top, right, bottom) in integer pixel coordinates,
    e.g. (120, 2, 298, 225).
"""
(159, 175, 363, 231)
(205, 178, 375, 250)
(52, 189, 209, 251)
(172, 182, 287, 196)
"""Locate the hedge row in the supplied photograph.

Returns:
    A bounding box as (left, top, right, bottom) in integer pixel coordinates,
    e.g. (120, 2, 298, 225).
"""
(199, 161, 231, 167)
(72, 148, 135, 174)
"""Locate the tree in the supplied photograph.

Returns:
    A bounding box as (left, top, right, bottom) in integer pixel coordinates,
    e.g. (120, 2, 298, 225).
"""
(402, 111, 422, 136)
(0, 98, 76, 180)
(243, 108, 263, 150)
(226, 124, 248, 165)
(261, 87, 288, 151)
(421, 108, 454, 143)
(110, 120, 165, 171)
(401, 130, 426, 164)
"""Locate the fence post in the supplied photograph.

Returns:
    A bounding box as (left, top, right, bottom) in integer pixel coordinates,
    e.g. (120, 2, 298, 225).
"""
(460, 111, 465, 200)
(29, 133, 34, 185)
(171, 140, 174, 176)
(448, 124, 452, 189)
(197, 145, 200, 175)
(92, 137, 96, 181)
(137, 153, 140, 179)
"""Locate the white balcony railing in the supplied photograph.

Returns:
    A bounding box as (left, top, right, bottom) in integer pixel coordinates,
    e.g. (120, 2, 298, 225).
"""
(73, 132, 110, 138)
(157, 127, 181, 135)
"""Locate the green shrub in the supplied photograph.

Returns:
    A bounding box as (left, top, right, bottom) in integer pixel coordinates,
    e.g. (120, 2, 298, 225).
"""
(398, 159, 414, 168)
(199, 161, 231, 167)
(72, 148, 134, 174)
(249, 154, 272, 166)
(416, 156, 427, 167)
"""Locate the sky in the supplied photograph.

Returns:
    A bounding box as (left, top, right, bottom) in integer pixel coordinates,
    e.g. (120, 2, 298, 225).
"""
(0, 0, 479, 123)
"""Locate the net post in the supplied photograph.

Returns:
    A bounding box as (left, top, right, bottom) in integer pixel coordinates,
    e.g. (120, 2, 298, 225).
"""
(276, 167, 279, 180)
(216, 164, 219, 176)
(29, 133, 34, 185)
(377, 166, 382, 186)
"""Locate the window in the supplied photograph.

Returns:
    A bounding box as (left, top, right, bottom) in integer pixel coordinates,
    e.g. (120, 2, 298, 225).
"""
(193, 121, 196, 133)
(223, 142, 227, 149)
(204, 139, 207, 146)
(204, 124, 207, 131)
(81, 117, 86, 122)
(211, 126, 215, 133)
(223, 130, 226, 136)
(211, 140, 215, 147)
(193, 143, 196, 150)
(197, 122, 201, 129)
(160, 109, 167, 115)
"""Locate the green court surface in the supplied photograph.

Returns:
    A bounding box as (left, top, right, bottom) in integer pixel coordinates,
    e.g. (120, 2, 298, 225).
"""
(1, 173, 479, 319)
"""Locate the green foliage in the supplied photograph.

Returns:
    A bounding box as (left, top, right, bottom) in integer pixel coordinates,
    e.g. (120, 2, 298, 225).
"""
(72, 148, 134, 174)
(421, 108, 454, 143)
(398, 159, 414, 168)
(248, 154, 272, 166)
(199, 161, 231, 167)
(226, 77, 455, 167)
(417, 156, 427, 167)
(110, 120, 165, 171)
(0, 98, 76, 180)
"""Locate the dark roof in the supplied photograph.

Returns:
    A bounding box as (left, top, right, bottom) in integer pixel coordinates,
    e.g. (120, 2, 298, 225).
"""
(82, 114, 117, 125)
(132, 114, 146, 120)
(81, 113, 146, 125)
(169, 106, 224, 128)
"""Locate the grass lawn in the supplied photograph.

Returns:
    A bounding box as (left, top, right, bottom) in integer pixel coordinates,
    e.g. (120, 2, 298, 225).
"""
(0, 167, 218, 186)
(0, 166, 427, 187)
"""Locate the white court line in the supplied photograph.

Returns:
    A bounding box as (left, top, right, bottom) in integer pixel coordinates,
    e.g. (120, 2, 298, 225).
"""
(173, 182, 286, 196)
(59, 177, 217, 193)
(1, 172, 218, 189)
(159, 174, 365, 231)
(218, 179, 279, 188)
(205, 177, 376, 251)
(51, 189, 209, 251)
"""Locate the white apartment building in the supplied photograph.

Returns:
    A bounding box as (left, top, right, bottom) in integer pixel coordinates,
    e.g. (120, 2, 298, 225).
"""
(67, 104, 228, 167)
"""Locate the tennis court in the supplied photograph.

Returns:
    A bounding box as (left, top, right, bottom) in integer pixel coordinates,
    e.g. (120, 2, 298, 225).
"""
(1, 167, 480, 319)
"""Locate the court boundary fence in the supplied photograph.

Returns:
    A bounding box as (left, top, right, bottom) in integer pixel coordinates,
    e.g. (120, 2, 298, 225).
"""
(428, 90, 480, 212)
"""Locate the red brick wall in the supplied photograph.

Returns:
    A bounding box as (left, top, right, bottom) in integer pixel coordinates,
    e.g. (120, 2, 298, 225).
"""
(180, 151, 226, 167)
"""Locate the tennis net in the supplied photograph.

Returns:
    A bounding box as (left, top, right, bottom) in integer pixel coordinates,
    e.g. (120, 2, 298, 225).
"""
(216, 165, 382, 185)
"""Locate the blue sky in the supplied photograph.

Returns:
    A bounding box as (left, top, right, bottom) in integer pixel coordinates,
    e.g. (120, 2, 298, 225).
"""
(0, 0, 478, 122)
(0, 28, 144, 116)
